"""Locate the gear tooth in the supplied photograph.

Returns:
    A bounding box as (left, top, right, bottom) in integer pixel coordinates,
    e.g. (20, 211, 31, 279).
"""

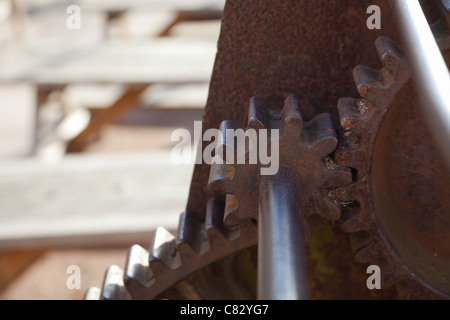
(375, 36, 406, 74)
(334, 146, 362, 168)
(380, 269, 398, 289)
(223, 193, 240, 227)
(150, 227, 181, 270)
(177, 211, 209, 254)
(434, 1, 450, 53)
(100, 265, 129, 300)
(205, 197, 240, 240)
(124, 245, 154, 294)
(317, 199, 342, 221)
(205, 197, 226, 235)
(281, 94, 303, 137)
(218, 120, 242, 150)
(353, 65, 393, 101)
(323, 158, 353, 187)
(207, 162, 235, 194)
(303, 113, 338, 159)
(378, 259, 406, 289)
(337, 21, 449, 295)
(349, 232, 380, 263)
(248, 97, 267, 129)
(338, 98, 373, 133)
(84, 287, 101, 300)
(222, 193, 256, 227)
(338, 98, 363, 130)
(341, 209, 371, 233)
(439, 0, 450, 14)
(217, 120, 248, 164)
(85, 196, 259, 300)
(354, 245, 379, 264)
(333, 181, 364, 202)
(437, 0, 450, 31)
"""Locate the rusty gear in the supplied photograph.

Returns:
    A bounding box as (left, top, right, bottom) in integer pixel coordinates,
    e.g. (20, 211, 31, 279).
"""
(85, 198, 257, 300)
(85, 95, 352, 300)
(208, 95, 352, 229)
(333, 3, 450, 298)
(83, 0, 450, 301)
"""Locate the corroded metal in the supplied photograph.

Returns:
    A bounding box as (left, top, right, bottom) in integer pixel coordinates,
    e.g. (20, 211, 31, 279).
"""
(208, 95, 351, 229)
(333, 1, 450, 298)
(84, 0, 449, 300)
(186, 0, 401, 222)
(86, 198, 258, 300)
(207, 94, 352, 300)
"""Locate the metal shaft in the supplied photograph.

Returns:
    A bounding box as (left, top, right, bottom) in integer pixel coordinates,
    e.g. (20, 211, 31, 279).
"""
(257, 165, 308, 300)
(391, 0, 450, 166)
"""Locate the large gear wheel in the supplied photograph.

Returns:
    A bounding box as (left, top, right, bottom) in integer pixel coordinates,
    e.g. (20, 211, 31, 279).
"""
(332, 2, 450, 299)
(85, 198, 258, 300)
(85, 95, 353, 300)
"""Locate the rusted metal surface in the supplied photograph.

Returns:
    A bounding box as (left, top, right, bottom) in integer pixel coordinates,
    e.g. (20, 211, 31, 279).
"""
(86, 93, 385, 299)
(85, 0, 449, 300)
(186, 0, 401, 221)
(205, 92, 351, 300)
(85, 197, 258, 299)
(85, 92, 384, 299)
(208, 95, 351, 228)
(181, 0, 402, 299)
(333, 1, 450, 298)
(373, 79, 450, 297)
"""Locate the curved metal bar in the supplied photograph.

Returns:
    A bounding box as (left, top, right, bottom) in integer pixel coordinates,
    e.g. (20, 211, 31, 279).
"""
(391, 0, 450, 166)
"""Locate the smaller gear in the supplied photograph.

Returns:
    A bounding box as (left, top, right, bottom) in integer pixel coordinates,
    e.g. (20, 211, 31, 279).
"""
(208, 94, 352, 230)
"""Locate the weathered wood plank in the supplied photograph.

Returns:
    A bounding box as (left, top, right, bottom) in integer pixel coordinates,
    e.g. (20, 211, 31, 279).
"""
(76, 0, 225, 12)
(0, 39, 217, 85)
(66, 85, 148, 152)
(62, 83, 209, 110)
(157, 10, 222, 37)
(0, 151, 194, 249)
(0, 84, 36, 157)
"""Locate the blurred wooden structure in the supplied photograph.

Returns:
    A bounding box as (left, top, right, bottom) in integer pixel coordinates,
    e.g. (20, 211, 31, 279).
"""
(0, 0, 223, 296)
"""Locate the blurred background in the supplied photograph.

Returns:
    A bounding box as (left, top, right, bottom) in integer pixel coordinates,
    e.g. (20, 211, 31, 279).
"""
(0, 0, 223, 299)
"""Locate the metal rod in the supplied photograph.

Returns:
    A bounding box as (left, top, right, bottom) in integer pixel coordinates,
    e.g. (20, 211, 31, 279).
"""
(391, 0, 450, 166)
(257, 165, 308, 300)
